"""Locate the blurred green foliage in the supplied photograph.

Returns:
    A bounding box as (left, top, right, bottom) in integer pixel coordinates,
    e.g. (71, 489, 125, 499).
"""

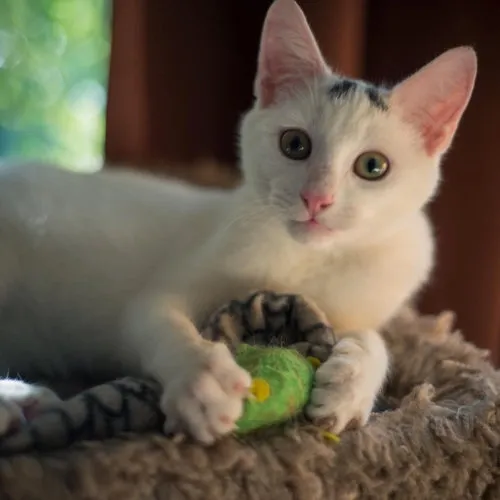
(0, 0, 110, 171)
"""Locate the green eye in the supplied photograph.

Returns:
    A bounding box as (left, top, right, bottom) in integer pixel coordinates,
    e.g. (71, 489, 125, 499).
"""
(279, 129, 312, 160)
(353, 152, 390, 180)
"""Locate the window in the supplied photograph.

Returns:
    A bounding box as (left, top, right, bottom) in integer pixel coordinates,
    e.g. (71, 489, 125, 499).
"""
(0, 0, 110, 171)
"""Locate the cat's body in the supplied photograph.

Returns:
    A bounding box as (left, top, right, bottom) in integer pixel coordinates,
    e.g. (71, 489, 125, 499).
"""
(0, 163, 431, 380)
(0, 0, 476, 443)
(0, 165, 228, 380)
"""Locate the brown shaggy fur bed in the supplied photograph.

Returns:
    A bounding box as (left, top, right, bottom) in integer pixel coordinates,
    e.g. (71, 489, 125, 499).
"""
(0, 305, 499, 500)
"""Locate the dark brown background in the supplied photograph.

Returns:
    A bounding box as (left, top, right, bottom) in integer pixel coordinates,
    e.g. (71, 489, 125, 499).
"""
(105, 0, 500, 362)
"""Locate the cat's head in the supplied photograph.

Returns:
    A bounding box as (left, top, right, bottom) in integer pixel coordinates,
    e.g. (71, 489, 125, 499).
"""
(239, 0, 476, 248)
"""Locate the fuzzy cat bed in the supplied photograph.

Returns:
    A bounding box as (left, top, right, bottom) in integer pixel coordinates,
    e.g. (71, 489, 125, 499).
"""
(0, 292, 499, 500)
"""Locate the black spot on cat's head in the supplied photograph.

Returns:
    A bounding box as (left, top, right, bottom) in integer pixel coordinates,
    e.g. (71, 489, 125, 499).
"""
(328, 79, 388, 112)
(364, 86, 389, 112)
(328, 79, 357, 100)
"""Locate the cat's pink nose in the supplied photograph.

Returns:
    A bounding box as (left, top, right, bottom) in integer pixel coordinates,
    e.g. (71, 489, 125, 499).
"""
(300, 191, 334, 216)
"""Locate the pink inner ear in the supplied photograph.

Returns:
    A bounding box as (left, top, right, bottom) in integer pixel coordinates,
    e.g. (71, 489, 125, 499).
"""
(259, 58, 326, 108)
(256, 0, 330, 108)
(392, 47, 477, 157)
(420, 100, 464, 156)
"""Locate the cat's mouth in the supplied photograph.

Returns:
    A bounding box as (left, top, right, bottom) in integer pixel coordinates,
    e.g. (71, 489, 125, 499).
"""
(289, 218, 334, 238)
(303, 218, 333, 232)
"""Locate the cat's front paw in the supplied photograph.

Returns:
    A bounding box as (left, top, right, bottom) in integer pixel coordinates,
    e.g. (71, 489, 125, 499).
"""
(0, 380, 61, 436)
(306, 337, 384, 433)
(160, 342, 252, 444)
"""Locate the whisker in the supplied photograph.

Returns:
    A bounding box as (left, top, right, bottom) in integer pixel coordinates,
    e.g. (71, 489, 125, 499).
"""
(218, 204, 273, 236)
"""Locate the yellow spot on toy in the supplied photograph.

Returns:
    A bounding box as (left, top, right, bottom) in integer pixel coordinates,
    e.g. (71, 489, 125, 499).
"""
(306, 356, 322, 369)
(250, 378, 271, 402)
(321, 430, 340, 443)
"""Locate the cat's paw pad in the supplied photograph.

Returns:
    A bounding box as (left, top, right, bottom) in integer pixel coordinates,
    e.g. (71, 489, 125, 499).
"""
(0, 380, 61, 436)
(160, 342, 252, 444)
(306, 342, 376, 433)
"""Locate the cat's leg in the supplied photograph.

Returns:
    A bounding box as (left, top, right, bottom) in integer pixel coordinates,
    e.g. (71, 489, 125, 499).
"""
(124, 300, 252, 444)
(0, 379, 61, 436)
(306, 329, 388, 432)
(226, 292, 385, 431)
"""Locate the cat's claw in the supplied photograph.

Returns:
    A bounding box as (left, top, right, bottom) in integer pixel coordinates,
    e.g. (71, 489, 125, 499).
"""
(0, 380, 61, 436)
(160, 342, 252, 444)
(306, 338, 379, 433)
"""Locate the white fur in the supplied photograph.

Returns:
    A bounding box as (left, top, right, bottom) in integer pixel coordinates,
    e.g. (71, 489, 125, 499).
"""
(0, 0, 475, 442)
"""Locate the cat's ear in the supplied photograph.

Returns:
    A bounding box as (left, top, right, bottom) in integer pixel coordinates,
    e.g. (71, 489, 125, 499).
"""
(254, 0, 330, 108)
(391, 47, 477, 157)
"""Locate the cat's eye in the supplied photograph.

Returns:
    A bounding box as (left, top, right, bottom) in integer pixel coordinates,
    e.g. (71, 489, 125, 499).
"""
(353, 151, 390, 180)
(279, 129, 312, 160)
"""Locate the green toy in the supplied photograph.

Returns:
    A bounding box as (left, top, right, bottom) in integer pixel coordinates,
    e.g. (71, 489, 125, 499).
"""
(234, 344, 318, 434)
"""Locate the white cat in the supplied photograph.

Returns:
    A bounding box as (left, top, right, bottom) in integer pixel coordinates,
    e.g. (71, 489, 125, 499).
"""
(0, 0, 476, 443)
